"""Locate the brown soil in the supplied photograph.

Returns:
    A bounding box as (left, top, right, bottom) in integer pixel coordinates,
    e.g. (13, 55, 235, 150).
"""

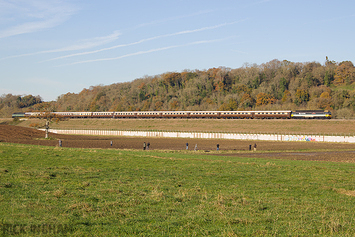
(1, 124, 355, 163)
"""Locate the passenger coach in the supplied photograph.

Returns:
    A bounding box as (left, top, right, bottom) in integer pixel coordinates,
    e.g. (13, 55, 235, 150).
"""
(13, 110, 331, 119)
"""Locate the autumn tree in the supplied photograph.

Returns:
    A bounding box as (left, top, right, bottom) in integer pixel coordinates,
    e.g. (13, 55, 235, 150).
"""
(239, 93, 254, 109)
(219, 98, 238, 111)
(334, 61, 355, 85)
(332, 90, 350, 110)
(315, 91, 333, 110)
(281, 90, 291, 103)
(294, 89, 309, 106)
(256, 93, 276, 106)
(16, 95, 42, 108)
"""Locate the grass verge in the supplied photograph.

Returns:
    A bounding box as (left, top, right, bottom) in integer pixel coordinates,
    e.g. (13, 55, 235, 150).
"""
(1, 143, 355, 236)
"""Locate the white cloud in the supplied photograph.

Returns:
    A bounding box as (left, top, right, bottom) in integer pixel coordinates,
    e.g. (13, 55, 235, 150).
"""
(0, 0, 77, 38)
(0, 31, 121, 60)
(47, 31, 121, 52)
(43, 20, 246, 62)
(57, 38, 229, 66)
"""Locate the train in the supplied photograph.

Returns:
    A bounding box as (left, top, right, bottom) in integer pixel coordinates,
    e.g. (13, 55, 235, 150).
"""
(12, 110, 332, 119)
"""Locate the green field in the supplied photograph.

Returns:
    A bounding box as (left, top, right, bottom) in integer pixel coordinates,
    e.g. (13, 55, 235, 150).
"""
(1, 143, 355, 236)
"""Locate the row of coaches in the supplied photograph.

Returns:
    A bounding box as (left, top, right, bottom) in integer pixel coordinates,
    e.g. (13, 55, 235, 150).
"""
(17, 110, 331, 119)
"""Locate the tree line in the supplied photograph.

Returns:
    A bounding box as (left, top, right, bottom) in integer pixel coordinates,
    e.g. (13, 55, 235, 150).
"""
(1, 58, 355, 118)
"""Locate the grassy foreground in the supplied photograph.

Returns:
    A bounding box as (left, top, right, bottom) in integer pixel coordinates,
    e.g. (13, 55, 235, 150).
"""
(1, 143, 355, 236)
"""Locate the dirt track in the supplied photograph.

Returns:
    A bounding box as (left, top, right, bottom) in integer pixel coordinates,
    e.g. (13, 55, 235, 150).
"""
(1, 124, 355, 162)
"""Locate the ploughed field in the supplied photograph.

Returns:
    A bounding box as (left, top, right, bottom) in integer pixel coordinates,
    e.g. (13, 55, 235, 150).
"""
(1, 124, 355, 163)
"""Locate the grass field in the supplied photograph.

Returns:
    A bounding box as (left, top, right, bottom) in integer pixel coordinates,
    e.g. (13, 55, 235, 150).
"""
(16, 118, 355, 136)
(1, 143, 355, 236)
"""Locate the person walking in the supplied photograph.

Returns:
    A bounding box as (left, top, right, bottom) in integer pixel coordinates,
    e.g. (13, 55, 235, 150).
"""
(59, 139, 62, 147)
(186, 142, 189, 150)
(147, 142, 150, 150)
(254, 143, 257, 151)
(110, 141, 113, 147)
(143, 142, 146, 150)
(217, 144, 219, 151)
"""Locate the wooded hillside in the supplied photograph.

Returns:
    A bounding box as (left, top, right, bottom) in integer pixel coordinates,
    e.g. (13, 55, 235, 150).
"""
(2, 59, 355, 118)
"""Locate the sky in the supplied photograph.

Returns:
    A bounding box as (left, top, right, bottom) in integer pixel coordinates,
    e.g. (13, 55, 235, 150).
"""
(1, 0, 354, 101)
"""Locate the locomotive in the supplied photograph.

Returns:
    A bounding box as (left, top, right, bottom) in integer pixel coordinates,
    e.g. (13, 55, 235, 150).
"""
(13, 110, 331, 119)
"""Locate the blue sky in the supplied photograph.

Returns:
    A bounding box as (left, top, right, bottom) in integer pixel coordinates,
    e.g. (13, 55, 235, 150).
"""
(1, 0, 354, 101)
